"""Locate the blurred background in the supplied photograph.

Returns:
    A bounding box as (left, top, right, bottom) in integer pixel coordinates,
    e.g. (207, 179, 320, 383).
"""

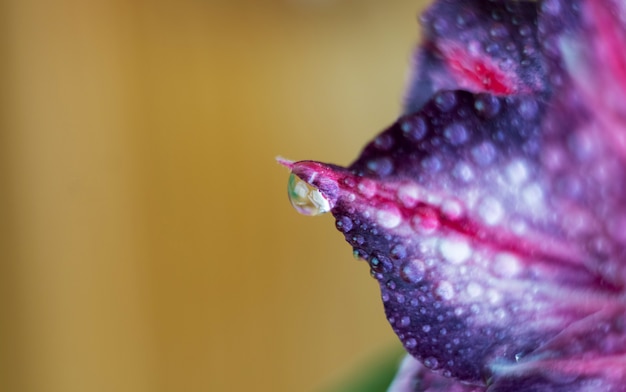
(0, 0, 428, 390)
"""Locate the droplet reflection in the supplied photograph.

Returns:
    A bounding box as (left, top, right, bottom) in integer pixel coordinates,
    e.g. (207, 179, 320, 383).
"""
(287, 173, 331, 216)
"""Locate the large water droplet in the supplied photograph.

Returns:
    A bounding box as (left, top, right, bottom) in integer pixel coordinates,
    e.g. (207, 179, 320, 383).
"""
(287, 173, 331, 216)
(439, 237, 472, 264)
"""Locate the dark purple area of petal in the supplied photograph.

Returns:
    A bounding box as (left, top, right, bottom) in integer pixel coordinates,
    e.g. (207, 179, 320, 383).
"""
(404, 0, 545, 114)
(389, 355, 485, 392)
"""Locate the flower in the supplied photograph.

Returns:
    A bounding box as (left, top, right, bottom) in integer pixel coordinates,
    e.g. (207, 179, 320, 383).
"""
(281, 0, 626, 390)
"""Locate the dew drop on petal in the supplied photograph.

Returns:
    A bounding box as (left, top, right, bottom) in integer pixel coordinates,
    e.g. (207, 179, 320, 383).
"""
(444, 123, 469, 145)
(474, 94, 501, 118)
(439, 238, 472, 264)
(287, 173, 331, 216)
(336, 216, 353, 233)
(423, 357, 439, 369)
(466, 282, 483, 298)
(441, 198, 463, 219)
(421, 156, 442, 173)
(357, 179, 377, 199)
(517, 97, 539, 120)
(522, 183, 544, 208)
(411, 213, 440, 234)
(397, 184, 420, 208)
(373, 133, 395, 151)
(377, 205, 403, 229)
(453, 162, 474, 182)
(391, 244, 407, 260)
(435, 281, 455, 301)
(367, 156, 394, 177)
(492, 253, 522, 278)
(471, 141, 497, 166)
(506, 159, 529, 185)
(478, 196, 504, 225)
(435, 91, 457, 112)
(405, 338, 417, 349)
(398, 316, 411, 327)
(401, 116, 428, 142)
(400, 259, 427, 284)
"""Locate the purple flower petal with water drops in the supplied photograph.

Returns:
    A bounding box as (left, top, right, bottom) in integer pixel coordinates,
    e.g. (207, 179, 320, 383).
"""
(280, 0, 626, 390)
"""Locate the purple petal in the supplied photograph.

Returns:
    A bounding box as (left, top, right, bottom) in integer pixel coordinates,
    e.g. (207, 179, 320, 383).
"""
(388, 355, 484, 392)
(282, 0, 626, 389)
(488, 306, 626, 391)
(290, 87, 622, 384)
(404, 0, 545, 114)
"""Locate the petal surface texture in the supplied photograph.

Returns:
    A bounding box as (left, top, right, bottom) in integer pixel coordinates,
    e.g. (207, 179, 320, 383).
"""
(286, 0, 626, 390)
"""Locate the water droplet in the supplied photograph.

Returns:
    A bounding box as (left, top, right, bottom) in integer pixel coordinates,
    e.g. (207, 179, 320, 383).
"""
(397, 184, 420, 208)
(423, 357, 439, 369)
(391, 244, 407, 260)
(433, 15, 451, 34)
(453, 162, 474, 182)
(444, 123, 469, 145)
(398, 316, 411, 327)
(522, 183, 544, 207)
(373, 133, 394, 151)
(405, 338, 417, 349)
(466, 282, 484, 298)
(540, 0, 561, 16)
(439, 238, 472, 264)
(386, 280, 397, 290)
(371, 271, 383, 281)
(336, 216, 353, 233)
(478, 196, 504, 225)
(401, 116, 428, 142)
(357, 179, 377, 198)
(287, 173, 331, 216)
(353, 235, 365, 246)
(396, 294, 405, 304)
(377, 205, 403, 229)
(434, 91, 457, 112)
(435, 281, 455, 301)
(506, 159, 529, 185)
(400, 259, 426, 284)
(422, 324, 431, 333)
(411, 209, 440, 234)
(472, 141, 497, 166)
(421, 156, 442, 173)
(494, 308, 508, 321)
(441, 199, 463, 220)
(518, 97, 539, 120)
(489, 24, 509, 39)
(367, 157, 394, 177)
(519, 25, 532, 37)
(493, 253, 522, 278)
(474, 94, 501, 118)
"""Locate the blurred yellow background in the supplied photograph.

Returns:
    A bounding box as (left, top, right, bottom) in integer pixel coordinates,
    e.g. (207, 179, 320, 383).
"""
(1, 0, 428, 391)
